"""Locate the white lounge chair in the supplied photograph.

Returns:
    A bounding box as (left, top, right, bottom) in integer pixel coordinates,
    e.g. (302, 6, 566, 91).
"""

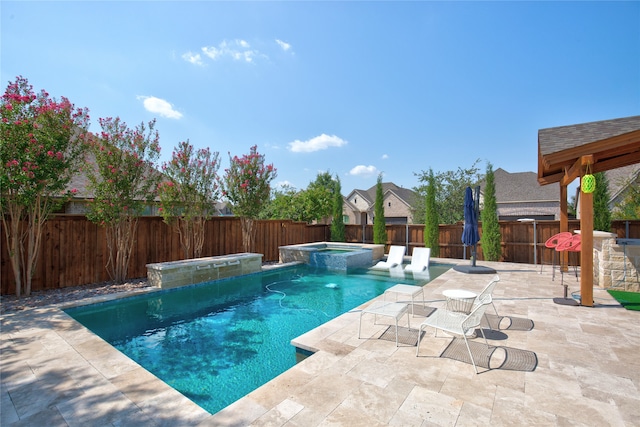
(416, 300, 491, 374)
(405, 247, 431, 272)
(372, 245, 406, 269)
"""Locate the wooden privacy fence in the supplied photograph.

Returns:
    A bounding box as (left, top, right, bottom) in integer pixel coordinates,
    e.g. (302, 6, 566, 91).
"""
(0, 215, 329, 295)
(345, 219, 640, 265)
(1, 215, 638, 295)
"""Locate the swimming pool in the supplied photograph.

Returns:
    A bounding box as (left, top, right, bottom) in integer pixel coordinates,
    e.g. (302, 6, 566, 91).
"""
(65, 263, 451, 415)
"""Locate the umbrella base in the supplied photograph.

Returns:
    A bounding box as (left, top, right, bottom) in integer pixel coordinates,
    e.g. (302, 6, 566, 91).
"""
(453, 265, 497, 274)
(553, 297, 579, 306)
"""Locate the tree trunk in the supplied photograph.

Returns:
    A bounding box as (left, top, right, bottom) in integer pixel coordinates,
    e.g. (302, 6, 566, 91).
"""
(240, 217, 255, 253)
(105, 216, 138, 283)
(1, 208, 24, 297)
(193, 216, 205, 258)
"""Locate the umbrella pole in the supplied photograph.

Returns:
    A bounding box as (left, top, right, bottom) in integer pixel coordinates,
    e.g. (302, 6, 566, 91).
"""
(472, 244, 477, 267)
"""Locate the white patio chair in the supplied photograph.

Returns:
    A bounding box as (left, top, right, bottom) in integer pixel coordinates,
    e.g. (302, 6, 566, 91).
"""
(405, 247, 431, 273)
(416, 300, 491, 374)
(475, 275, 500, 328)
(372, 245, 406, 269)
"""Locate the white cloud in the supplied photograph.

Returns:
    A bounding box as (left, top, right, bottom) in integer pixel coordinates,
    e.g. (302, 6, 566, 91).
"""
(275, 180, 295, 189)
(276, 39, 292, 52)
(381, 154, 389, 159)
(182, 51, 203, 66)
(349, 165, 379, 177)
(287, 134, 347, 153)
(137, 96, 183, 119)
(200, 39, 260, 63)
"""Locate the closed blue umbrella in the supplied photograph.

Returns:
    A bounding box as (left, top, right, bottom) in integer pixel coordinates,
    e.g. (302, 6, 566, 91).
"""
(461, 186, 480, 266)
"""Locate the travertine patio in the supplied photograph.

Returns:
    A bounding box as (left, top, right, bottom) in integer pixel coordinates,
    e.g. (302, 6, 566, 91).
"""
(1, 259, 639, 426)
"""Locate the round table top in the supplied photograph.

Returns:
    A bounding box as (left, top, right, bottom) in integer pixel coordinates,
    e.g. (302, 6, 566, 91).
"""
(442, 289, 477, 299)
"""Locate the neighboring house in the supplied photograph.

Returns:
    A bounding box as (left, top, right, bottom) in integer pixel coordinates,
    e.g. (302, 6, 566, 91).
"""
(61, 151, 162, 215)
(343, 182, 417, 225)
(575, 163, 640, 218)
(215, 201, 234, 216)
(60, 151, 228, 216)
(608, 164, 640, 213)
(479, 168, 561, 220)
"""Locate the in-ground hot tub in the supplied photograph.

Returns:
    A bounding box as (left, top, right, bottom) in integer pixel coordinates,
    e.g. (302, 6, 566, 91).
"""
(279, 242, 385, 270)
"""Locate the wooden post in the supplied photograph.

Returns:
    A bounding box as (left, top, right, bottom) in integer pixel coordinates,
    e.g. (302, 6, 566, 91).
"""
(559, 184, 569, 271)
(579, 157, 594, 307)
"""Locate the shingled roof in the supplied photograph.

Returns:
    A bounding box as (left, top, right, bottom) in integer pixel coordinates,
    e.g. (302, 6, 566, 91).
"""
(605, 163, 640, 203)
(538, 116, 640, 157)
(538, 115, 640, 185)
(492, 168, 558, 202)
(363, 182, 417, 206)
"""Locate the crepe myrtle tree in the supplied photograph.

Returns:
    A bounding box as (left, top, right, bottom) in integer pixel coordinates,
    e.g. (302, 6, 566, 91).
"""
(158, 141, 221, 259)
(85, 117, 161, 283)
(222, 145, 276, 252)
(0, 76, 90, 297)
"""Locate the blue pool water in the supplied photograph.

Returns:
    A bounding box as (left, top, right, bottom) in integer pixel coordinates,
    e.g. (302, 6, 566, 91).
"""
(65, 263, 451, 414)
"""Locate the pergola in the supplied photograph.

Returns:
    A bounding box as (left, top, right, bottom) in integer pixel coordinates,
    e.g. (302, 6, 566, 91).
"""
(537, 115, 640, 306)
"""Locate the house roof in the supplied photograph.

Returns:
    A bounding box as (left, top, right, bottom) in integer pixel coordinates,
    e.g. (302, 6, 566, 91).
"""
(67, 150, 163, 200)
(68, 163, 93, 198)
(346, 182, 417, 211)
(364, 182, 416, 206)
(490, 168, 559, 202)
(605, 164, 640, 201)
(538, 115, 640, 186)
(348, 188, 374, 205)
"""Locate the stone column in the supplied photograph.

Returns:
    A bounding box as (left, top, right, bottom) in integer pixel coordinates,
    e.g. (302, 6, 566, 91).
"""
(576, 231, 616, 289)
(607, 238, 640, 292)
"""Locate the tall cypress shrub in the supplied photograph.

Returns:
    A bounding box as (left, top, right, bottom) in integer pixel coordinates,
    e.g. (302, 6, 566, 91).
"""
(593, 172, 611, 231)
(481, 162, 501, 261)
(424, 169, 440, 256)
(373, 174, 387, 244)
(330, 176, 345, 242)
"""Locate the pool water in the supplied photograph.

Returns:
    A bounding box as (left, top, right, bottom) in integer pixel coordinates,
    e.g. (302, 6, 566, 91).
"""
(65, 263, 451, 415)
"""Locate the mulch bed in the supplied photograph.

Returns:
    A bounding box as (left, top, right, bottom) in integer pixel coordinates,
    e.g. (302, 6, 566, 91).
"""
(1, 262, 284, 315)
(0, 279, 152, 315)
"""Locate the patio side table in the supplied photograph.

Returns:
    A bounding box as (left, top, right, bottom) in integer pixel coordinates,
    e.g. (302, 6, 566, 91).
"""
(384, 284, 425, 316)
(443, 289, 477, 314)
(358, 301, 410, 347)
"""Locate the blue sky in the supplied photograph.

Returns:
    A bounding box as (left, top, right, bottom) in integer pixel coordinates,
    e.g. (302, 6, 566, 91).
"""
(2, 1, 639, 196)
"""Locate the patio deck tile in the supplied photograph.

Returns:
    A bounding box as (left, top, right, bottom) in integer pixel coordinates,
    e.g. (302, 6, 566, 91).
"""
(2, 259, 639, 426)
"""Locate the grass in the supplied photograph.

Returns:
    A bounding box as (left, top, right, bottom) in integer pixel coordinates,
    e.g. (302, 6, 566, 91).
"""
(607, 289, 640, 311)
